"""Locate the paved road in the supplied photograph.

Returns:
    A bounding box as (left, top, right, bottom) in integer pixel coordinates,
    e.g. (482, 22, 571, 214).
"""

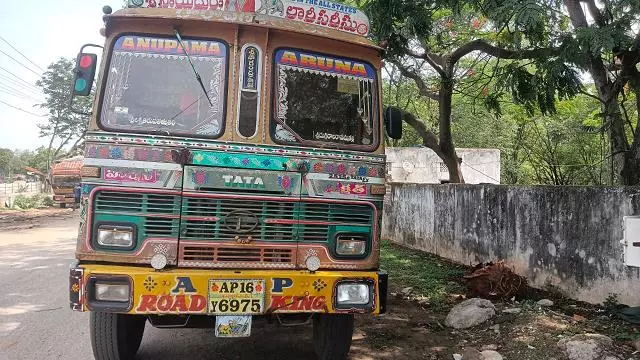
(0, 215, 319, 360)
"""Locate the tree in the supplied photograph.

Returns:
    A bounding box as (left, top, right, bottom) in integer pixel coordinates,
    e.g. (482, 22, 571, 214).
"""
(359, 0, 581, 182)
(562, 0, 640, 185)
(36, 58, 92, 171)
(0, 148, 15, 178)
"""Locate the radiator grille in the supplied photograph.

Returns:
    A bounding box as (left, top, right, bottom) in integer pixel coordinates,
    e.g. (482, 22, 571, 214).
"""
(182, 197, 296, 241)
(93, 191, 180, 238)
(181, 197, 373, 242)
(182, 245, 293, 264)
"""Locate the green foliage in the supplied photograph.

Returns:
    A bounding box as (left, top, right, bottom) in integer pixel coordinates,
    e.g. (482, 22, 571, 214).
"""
(380, 240, 465, 309)
(0, 148, 15, 177)
(12, 194, 52, 210)
(603, 293, 620, 313)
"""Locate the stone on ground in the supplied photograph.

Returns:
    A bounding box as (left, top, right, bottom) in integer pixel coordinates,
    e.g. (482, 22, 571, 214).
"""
(459, 347, 503, 360)
(537, 299, 554, 307)
(502, 307, 522, 314)
(445, 298, 496, 329)
(557, 333, 613, 360)
(480, 350, 503, 360)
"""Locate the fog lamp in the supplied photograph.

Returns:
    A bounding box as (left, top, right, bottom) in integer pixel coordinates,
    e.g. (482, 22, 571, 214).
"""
(95, 283, 130, 302)
(151, 253, 168, 270)
(336, 283, 370, 305)
(97, 225, 134, 248)
(306, 255, 321, 271)
(336, 239, 366, 256)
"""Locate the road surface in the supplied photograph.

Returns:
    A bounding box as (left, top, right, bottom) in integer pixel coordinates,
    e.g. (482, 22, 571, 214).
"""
(0, 215, 319, 360)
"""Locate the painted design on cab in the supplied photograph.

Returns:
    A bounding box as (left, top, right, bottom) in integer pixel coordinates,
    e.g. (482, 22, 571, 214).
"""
(192, 170, 209, 185)
(103, 168, 159, 183)
(269, 277, 326, 312)
(325, 182, 367, 195)
(130, 0, 370, 37)
(143, 276, 157, 291)
(85, 133, 386, 163)
(86, 144, 176, 163)
(277, 175, 294, 190)
(313, 279, 327, 292)
(136, 277, 207, 313)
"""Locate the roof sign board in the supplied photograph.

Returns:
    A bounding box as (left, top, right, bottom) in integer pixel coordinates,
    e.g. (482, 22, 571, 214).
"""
(126, 0, 370, 37)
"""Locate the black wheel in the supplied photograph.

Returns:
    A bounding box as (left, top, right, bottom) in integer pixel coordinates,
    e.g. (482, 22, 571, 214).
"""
(90, 312, 146, 360)
(313, 314, 354, 360)
(60, 203, 66, 208)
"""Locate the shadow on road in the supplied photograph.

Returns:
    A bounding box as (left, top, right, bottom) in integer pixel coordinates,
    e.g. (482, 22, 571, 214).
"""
(137, 324, 317, 360)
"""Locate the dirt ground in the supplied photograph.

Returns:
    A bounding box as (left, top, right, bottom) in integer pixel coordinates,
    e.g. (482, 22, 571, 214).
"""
(0, 207, 75, 231)
(350, 274, 640, 360)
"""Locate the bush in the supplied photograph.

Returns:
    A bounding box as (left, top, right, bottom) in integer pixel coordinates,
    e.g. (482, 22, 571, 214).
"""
(12, 194, 53, 209)
(42, 195, 54, 207)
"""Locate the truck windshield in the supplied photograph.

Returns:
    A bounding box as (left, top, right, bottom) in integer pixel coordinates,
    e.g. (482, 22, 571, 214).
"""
(100, 35, 227, 137)
(271, 49, 378, 150)
(52, 176, 78, 189)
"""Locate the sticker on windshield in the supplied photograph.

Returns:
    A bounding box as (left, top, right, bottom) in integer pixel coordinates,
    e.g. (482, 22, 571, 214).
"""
(337, 78, 360, 94)
(114, 36, 225, 57)
(276, 49, 376, 80)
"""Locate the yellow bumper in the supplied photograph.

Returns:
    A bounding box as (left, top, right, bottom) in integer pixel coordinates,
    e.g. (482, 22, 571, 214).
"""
(70, 264, 387, 315)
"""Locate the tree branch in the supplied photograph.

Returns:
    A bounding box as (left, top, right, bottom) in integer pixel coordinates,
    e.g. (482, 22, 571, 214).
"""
(391, 60, 439, 101)
(584, 0, 606, 27)
(406, 49, 446, 77)
(402, 111, 445, 158)
(450, 39, 556, 65)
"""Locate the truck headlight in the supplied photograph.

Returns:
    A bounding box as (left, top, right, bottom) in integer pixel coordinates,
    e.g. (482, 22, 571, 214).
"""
(95, 283, 130, 302)
(336, 283, 370, 305)
(97, 225, 134, 248)
(336, 237, 367, 256)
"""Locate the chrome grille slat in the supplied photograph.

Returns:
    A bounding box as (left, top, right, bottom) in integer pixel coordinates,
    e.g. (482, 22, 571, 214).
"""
(182, 245, 293, 264)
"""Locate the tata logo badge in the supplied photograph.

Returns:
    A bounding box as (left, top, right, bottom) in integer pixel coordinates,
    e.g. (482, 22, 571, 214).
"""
(222, 175, 265, 189)
(223, 210, 260, 234)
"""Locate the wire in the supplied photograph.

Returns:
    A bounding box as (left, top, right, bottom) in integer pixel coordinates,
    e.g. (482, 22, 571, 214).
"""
(0, 99, 45, 117)
(0, 81, 42, 99)
(0, 48, 41, 77)
(462, 162, 501, 183)
(0, 75, 43, 96)
(0, 36, 45, 73)
(0, 65, 40, 90)
(0, 86, 42, 102)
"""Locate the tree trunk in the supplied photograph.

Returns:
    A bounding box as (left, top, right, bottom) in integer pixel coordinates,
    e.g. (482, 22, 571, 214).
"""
(621, 89, 640, 185)
(439, 72, 464, 183)
(564, 0, 631, 184)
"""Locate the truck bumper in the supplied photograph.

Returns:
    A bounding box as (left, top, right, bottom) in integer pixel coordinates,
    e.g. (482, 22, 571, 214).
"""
(70, 262, 388, 315)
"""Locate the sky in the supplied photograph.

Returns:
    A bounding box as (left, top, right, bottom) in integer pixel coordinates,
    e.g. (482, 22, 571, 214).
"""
(0, 0, 121, 151)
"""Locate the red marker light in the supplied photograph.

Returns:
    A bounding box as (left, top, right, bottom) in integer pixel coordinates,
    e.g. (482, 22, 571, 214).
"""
(79, 55, 93, 68)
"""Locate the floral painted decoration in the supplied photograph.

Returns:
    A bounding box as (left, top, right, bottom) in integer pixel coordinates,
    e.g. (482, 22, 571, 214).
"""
(193, 170, 209, 186)
(278, 175, 294, 190)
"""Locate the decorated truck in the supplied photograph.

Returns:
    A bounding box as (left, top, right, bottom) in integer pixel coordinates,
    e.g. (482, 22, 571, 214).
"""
(49, 156, 83, 207)
(68, 1, 402, 359)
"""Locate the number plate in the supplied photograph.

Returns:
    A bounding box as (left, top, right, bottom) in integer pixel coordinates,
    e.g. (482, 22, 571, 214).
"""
(208, 279, 265, 315)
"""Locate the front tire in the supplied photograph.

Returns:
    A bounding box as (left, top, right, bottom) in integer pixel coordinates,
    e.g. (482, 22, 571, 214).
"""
(60, 203, 66, 208)
(313, 314, 354, 360)
(90, 312, 146, 360)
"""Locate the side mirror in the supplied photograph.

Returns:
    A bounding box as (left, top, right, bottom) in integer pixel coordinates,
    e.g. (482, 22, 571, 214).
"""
(69, 43, 103, 116)
(72, 53, 97, 96)
(384, 106, 403, 140)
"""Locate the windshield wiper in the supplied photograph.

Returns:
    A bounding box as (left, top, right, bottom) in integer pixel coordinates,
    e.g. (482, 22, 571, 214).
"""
(173, 29, 213, 106)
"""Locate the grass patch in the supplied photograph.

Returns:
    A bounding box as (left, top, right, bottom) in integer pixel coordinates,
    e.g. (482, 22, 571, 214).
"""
(380, 240, 466, 309)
